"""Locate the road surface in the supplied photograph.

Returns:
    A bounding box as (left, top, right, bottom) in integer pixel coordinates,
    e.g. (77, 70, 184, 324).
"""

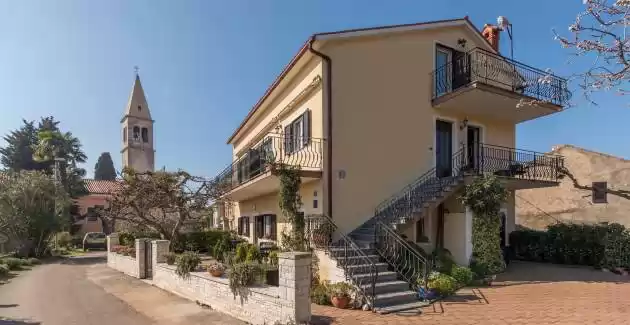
(0, 253, 245, 325)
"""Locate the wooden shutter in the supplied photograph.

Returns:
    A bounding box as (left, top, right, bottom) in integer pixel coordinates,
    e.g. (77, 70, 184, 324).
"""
(245, 217, 250, 236)
(270, 215, 277, 240)
(593, 182, 608, 204)
(302, 110, 311, 146)
(237, 217, 242, 235)
(284, 125, 293, 155)
(256, 216, 264, 238)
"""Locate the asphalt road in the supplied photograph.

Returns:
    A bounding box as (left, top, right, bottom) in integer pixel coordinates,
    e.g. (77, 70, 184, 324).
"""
(0, 253, 154, 325)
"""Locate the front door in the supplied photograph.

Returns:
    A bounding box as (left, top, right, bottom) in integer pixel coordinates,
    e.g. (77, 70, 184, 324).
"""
(436, 120, 453, 178)
(466, 126, 481, 172)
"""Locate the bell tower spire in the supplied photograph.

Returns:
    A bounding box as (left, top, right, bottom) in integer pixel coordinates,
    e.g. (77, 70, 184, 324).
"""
(121, 69, 155, 172)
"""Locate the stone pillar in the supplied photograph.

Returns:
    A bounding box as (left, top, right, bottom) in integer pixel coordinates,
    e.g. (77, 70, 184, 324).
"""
(278, 252, 311, 324)
(152, 240, 170, 269)
(135, 239, 146, 279)
(107, 233, 119, 252)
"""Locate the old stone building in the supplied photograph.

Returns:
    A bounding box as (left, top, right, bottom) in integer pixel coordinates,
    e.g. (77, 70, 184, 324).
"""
(516, 144, 630, 230)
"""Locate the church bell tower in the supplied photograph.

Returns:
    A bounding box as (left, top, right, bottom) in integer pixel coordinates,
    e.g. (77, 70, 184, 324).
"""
(121, 71, 155, 173)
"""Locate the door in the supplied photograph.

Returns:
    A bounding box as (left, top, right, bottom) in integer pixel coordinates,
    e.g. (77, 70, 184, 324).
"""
(466, 126, 481, 172)
(435, 120, 453, 178)
(435, 48, 451, 96)
(499, 210, 507, 248)
(452, 50, 471, 89)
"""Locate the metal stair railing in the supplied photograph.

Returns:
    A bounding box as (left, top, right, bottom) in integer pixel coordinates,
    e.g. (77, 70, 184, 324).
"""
(305, 214, 378, 308)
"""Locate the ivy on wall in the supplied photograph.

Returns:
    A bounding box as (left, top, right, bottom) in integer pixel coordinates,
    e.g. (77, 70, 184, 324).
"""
(271, 163, 306, 251)
(460, 175, 508, 275)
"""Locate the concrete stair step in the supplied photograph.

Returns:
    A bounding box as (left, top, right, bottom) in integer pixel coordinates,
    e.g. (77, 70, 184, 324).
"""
(328, 247, 375, 257)
(351, 271, 398, 283)
(335, 254, 380, 263)
(359, 280, 410, 294)
(375, 300, 430, 314)
(345, 262, 389, 273)
(373, 290, 418, 307)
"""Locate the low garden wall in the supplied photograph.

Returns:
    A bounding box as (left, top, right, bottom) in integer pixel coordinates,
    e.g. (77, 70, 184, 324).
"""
(106, 234, 146, 278)
(150, 240, 311, 325)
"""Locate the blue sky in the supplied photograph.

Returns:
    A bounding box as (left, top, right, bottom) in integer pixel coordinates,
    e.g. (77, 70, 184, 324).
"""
(0, 0, 627, 178)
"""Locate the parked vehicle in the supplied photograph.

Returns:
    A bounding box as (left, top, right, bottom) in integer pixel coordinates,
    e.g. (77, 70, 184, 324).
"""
(82, 232, 107, 251)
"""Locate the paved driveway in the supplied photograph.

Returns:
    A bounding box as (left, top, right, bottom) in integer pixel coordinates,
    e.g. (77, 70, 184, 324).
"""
(312, 261, 630, 325)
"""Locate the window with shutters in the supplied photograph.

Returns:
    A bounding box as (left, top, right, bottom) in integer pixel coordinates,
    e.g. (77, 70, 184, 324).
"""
(238, 216, 250, 236)
(255, 214, 277, 240)
(284, 110, 311, 154)
(592, 182, 608, 204)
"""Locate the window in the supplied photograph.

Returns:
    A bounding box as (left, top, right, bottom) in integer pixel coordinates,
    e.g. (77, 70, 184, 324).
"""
(123, 127, 127, 142)
(133, 126, 140, 141)
(141, 127, 149, 143)
(255, 214, 277, 240)
(284, 110, 311, 154)
(138, 105, 142, 111)
(593, 182, 608, 204)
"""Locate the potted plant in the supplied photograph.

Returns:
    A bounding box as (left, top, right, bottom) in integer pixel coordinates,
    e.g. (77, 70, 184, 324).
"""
(329, 282, 353, 309)
(208, 261, 226, 277)
(164, 252, 177, 265)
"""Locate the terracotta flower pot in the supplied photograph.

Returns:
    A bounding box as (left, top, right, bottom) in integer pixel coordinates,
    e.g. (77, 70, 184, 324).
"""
(209, 269, 224, 277)
(331, 295, 350, 309)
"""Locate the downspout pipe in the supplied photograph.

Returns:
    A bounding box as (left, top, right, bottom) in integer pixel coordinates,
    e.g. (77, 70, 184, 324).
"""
(308, 37, 333, 219)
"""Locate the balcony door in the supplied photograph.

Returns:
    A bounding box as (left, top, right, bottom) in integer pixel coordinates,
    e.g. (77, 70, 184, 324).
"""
(435, 120, 453, 178)
(466, 125, 481, 172)
(435, 45, 470, 96)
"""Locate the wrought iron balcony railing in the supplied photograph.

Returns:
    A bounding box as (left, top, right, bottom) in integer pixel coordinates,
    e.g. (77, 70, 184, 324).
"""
(431, 47, 571, 106)
(213, 134, 323, 195)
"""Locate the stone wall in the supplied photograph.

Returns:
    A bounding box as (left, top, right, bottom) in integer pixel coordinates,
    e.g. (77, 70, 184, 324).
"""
(150, 240, 311, 325)
(106, 234, 144, 278)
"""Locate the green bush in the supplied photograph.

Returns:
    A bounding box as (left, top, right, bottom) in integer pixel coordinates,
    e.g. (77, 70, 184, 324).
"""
(268, 251, 279, 266)
(118, 232, 136, 247)
(2, 257, 24, 270)
(432, 248, 455, 274)
(164, 252, 177, 265)
(509, 222, 628, 268)
(311, 282, 331, 305)
(228, 262, 266, 296)
(0, 264, 9, 276)
(245, 245, 261, 263)
(469, 260, 490, 278)
(212, 235, 231, 263)
(234, 242, 249, 264)
(450, 265, 474, 286)
(172, 230, 232, 254)
(176, 251, 201, 278)
(55, 231, 72, 248)
(427, 272, 458, 296)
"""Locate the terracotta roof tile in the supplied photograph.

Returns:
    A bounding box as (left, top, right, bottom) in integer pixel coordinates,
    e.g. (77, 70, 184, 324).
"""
(82, 179, 122, 194)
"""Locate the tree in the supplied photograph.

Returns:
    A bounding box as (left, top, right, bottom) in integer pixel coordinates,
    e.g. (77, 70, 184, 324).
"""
(94, 152, 117, 181)
(555, 0, 630, 98)
(0, 171, 71, 257)
(104, 168, 215, 244)
(0, 120, 44, 172)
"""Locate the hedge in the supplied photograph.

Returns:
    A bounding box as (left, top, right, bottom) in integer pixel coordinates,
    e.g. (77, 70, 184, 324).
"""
(509, 222, 630, 269)
(171, 230, 233, 254)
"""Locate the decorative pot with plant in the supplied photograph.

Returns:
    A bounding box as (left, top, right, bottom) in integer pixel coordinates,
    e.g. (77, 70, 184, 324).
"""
(208, 261, 226, 277)
(164, 252, 177, 265)
(329, 282, 353, 309)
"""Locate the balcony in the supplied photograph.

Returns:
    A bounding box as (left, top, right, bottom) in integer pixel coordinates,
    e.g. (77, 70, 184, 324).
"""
(214, 134, 323, 201)
(430, 48, 571, 123)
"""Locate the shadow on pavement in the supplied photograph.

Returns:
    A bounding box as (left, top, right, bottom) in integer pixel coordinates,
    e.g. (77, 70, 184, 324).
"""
(60, 253, 106, 266)
(0, 304, 18, 308)
(0, 318, 40, 325)
(0, 274, 18, 286)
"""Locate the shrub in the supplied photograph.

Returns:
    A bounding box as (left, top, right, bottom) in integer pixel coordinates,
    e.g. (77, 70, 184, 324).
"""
(176, 251, 201, 278)
(164, 252, 177, 265)
(268, 251, 279, 266)
(469, 260, 490, 278)
(55, 231, 72, 248)
(427, 272, 458, 296)
(212, 235, 231, 263)
(229, 262, 265, 295)
(311, 282, 332, 306)
(173, 230, 233, 254)
(2, 258, 24, 270)
(245, 245, 262, 263)
(234, 242, 249, 264)
(450, 265, 474, 286)
(432, 248, 455, 274)
(0, 264, 9, 276)
(118, 232, 136, 247)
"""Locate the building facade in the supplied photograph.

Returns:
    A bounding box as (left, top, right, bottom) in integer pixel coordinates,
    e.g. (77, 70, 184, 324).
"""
(213, 18, 570, 312)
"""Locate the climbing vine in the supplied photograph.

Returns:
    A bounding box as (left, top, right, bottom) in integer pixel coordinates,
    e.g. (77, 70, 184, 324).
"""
(271, 163, 306, 251)
(460, 175, 508, 275)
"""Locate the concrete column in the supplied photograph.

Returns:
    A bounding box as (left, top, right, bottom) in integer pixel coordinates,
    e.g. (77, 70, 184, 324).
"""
(278, 252, 311, 324)
(152, 240, 170, 269)
(107, 233, 119, 252)
(465, 207, 474, 266)
(135, 239, 146, 279)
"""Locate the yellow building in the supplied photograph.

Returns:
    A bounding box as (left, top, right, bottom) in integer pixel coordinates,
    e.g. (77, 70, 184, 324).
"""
(214, 17, 570, 313)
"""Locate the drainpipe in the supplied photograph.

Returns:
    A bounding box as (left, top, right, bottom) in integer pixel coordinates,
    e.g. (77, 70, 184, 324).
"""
(308, 37, 333, 219)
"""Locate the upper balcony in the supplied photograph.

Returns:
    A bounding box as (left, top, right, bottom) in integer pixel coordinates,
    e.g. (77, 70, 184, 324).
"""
(214, 134, 323, 201)
(430, 48, 571, 123)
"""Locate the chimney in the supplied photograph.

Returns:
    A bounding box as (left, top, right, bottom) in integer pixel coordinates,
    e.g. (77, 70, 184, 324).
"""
(482, 24, 500, 52)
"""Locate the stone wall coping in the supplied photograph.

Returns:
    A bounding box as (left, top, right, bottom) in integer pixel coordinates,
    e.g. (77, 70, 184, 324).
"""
(155, 264, 280, 298)
(108, 233, 119, 238)
(278, 252, 311, 260)
(110, 252, 137, 261)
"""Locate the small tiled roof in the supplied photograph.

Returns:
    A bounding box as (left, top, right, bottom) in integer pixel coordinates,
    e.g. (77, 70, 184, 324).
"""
(82, 179, 122, 195)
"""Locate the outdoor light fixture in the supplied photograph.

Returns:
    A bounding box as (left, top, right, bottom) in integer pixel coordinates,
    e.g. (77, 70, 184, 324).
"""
(497, 16, 514, 60)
